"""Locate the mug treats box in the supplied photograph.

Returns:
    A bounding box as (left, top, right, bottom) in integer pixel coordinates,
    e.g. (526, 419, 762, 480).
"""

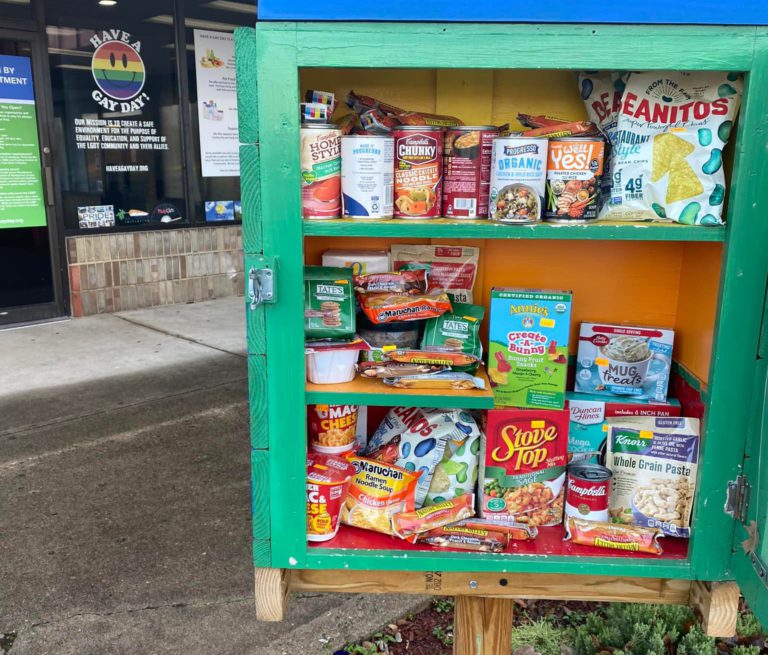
(488, 288, 573, 410)
(575, 323, 675, 402)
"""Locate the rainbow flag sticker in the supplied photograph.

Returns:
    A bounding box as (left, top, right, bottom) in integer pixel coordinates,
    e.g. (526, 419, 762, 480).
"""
(91, 40, 145, 101)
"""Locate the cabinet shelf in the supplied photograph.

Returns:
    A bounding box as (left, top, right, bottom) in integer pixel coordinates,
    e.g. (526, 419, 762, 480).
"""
(303, 218, 727, 241)
(306, 366, 495, 409)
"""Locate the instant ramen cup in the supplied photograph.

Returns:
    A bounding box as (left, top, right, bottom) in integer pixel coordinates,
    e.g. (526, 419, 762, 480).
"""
(306, 452, 355, 542)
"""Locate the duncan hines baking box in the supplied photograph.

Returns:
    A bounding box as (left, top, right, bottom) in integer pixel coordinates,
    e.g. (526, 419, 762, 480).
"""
(566, 392, 682, 463)
(488, 288, 572, 410)
(575, 323, 674, 402)
(480, 409, 569, 527)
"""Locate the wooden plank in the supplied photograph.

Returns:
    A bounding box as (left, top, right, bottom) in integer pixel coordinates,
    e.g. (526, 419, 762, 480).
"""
(248, 355, 268, 449)
(251, 450, 270, 540)
(235, 27, 259, 145)
(291, 23, 757, 70)
(436, 70, 494, 125)
(292, 569, 692, 604)
(253, 540, 272, 568)
(302, 218, 726, 242)
(254, 568, 290, 621)
(689, 581, 740, 637)
(240, 144, 262, 254)
(454, 596, 515, 655)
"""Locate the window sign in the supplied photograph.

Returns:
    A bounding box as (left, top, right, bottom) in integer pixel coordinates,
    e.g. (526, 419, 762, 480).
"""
(193, 29, 239, 177)
(0, 55, 46, 230)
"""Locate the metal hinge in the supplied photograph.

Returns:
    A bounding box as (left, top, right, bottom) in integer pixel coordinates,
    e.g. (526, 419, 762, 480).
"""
(248, 257, 277, 310)
(725, 475, 750, 524)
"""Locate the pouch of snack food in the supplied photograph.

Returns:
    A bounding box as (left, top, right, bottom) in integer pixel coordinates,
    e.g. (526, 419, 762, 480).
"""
(384, 372, 485, 391)
(392, 493, 475, 539)
(357, 361, 447, 378)
(354, 270, 429, 295)
(304, 266, 355, 339)
(415, 524, 508, 552)
(421, 303, 485, 371)
(341, 456, 420, 535)
(391, 244, 480, 304)
(565, 517, 664, 555)
(457, 518, 537, 541)
(358, 290, 452, 324)
(387, 349, 481, 369)
(579, 71, 742, 225)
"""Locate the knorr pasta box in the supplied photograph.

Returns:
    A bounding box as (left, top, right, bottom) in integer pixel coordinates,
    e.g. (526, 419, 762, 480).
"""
(488, 288, 572, 410)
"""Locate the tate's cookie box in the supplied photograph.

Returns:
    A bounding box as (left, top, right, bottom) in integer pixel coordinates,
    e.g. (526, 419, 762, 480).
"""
(488, 288, 573, 410)
(480, 409, 569, 527)
(575, 323, 674, 402)
(565, 392, 682, 463)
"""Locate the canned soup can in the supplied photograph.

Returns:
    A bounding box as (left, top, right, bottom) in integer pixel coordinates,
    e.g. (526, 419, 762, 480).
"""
(341, 135, 394, 219)
(442, 126, 498, 219)
(545, 137, 605, 223)
(489, 137, 548, 224)
(393, 126, 443, 219)
(565, 462, 612, 522)
(300, 124, 341, 219)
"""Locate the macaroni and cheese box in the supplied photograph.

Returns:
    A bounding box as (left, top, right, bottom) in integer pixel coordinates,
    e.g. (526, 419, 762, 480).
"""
(488, 288, 572, 410)
(565, 392, 682, 463)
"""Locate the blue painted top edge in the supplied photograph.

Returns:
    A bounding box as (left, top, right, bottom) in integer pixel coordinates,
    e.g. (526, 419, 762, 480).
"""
(257, 1, 768, 25)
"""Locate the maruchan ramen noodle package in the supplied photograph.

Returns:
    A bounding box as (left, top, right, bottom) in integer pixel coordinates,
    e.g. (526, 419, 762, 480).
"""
(421, 302, 485, 372)
(341, 456, 420, 535)
(579, 71, 742, 225)
(488, 288, 572, 410)
(358, 289, 452, 324)
(391, 244, 480, 303)
(606, 416, 700, 538)
(481, 409, 569, 527)
(304, 266, 355, 338)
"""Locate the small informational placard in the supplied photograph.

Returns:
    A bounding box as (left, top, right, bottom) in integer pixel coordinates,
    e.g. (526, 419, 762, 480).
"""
(0, 55, 47, 229)
(194, 29, 240, 177)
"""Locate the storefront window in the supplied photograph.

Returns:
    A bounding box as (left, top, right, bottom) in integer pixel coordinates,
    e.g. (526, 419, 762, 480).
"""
(0, 0, 34, 22)
(46, 0, 186, 230)
(184, 0, 254, 223)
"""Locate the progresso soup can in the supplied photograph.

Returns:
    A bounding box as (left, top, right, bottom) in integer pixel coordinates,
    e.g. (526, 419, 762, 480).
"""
(442, 126, 498, 219)
(341, 135, 394, 219)
(545, 137, 605, 223)
(301, 123, 341, 219)
(489, 137, 548, 224)
(393, 126, 443, 219)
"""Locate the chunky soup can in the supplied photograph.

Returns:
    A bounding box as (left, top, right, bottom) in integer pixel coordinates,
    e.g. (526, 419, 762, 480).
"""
(301, 123, 342, 219)
(488, 137, 548, 224)
(565, 462, 612, 522)
(393, 126, 443, 219)
(442, 126, 498, 219)
(341, 135, 394, 219)
(545, 137, 605, 223)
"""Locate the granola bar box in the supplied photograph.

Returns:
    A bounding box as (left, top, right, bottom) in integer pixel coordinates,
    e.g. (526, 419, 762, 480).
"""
(480, 408, 569, 527)
(488, 288, 573, 409)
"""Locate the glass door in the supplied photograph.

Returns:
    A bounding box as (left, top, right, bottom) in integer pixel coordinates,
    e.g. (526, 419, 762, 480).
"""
(0, 30, 65, 325)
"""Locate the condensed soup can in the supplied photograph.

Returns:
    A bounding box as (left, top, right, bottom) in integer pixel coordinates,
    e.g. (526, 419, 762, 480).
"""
(565, 462, 612, 522)
(341, 135, 394, 219)
(393, 125, 443, 219)
(442, 126, 498, 219)
(300, 123, 341, 219)
(488, 137, 548, 224)
(545, 137, 605, 223)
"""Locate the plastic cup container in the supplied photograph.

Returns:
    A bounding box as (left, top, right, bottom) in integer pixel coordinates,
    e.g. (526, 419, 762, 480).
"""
(306, 347, 359, 384)
(306, 452, 356, 542)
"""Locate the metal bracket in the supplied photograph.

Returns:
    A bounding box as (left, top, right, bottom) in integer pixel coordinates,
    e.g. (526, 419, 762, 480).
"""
(725, 475, 750, 524)
(248, 257, 277, 310)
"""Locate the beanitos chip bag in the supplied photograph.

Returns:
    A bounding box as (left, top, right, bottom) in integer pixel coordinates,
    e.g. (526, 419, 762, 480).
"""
(579, 71, 742, 225)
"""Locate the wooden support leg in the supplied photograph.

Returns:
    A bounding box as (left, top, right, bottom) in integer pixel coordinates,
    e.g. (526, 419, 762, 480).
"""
(453, 596, 515, 655)
(689, 581, 740, 637)
(254, 567, 290, 622)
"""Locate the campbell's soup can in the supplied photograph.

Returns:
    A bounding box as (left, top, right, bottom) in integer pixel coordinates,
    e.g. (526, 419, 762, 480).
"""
(308, 403, 359, 454)
(489, 137, 548, 224)
(442, 126, 498, 219)
(565, 462, 612, 522)
(306, 452, 355, 542)
(545, 137, 605, 223)
(393, 126, 443, 219)
(341, 136, 394, 219)
(300, 124, 341, 219)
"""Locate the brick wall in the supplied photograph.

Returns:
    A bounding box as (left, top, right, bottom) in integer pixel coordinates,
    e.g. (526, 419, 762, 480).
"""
(65, 226, 244, 317)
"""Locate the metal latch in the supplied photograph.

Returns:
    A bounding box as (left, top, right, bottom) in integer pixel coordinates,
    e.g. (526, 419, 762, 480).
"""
(248, 258, 277, 310)
(725, 475, 750, 524)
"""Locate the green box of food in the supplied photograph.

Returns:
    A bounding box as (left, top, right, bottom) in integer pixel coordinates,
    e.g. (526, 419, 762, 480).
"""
(488, 288, 573, 410)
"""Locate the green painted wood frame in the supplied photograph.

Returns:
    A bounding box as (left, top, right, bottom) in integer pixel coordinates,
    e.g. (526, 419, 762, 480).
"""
(241, 23, 768, 581)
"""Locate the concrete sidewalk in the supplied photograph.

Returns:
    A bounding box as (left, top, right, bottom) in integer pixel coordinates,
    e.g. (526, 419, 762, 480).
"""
(0, 298, 424, 655)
